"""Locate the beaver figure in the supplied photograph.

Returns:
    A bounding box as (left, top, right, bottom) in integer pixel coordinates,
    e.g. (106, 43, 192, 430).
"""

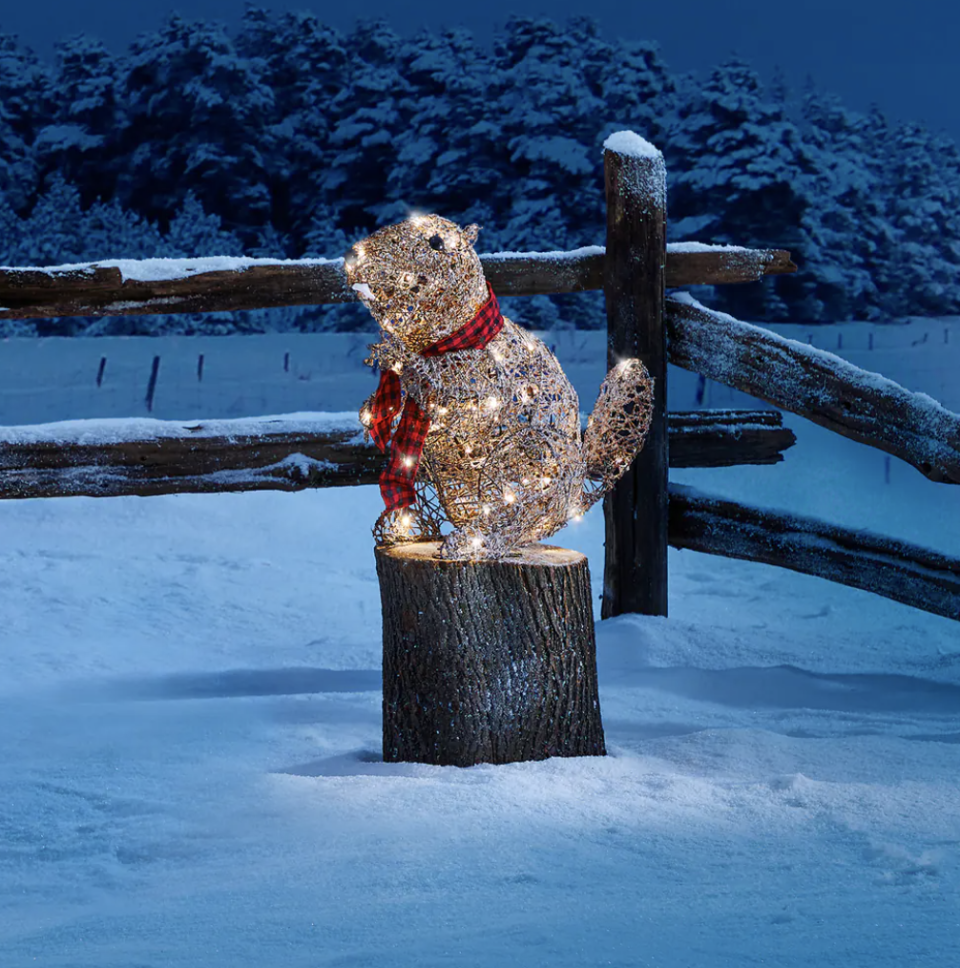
(345, 214, 653, 560)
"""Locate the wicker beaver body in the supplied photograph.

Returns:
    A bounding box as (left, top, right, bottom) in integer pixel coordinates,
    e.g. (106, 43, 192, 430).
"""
(345, 214, 653, 560)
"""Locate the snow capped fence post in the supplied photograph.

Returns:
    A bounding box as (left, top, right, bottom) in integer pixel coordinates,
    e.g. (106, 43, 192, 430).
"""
(601, 131, 668, 618)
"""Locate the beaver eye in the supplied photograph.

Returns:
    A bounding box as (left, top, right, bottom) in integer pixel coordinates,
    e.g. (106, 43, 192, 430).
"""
(428, 233, 445, 251)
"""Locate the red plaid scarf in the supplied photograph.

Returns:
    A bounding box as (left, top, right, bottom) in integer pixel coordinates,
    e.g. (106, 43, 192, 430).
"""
(368, 281, 504, 512)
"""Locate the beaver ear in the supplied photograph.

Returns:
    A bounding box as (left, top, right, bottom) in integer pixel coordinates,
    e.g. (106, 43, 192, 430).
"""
(463, 223, 480, 246)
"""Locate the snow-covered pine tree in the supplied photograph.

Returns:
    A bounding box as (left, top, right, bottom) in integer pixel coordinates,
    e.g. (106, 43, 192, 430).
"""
(0, 195, 36, 336)
(491, 17, 601, 252)
(408, 28, 508, 251)
(798, 86, 886, 320)
(0, 192, 20, 259)
(162, 191, 244, 259)
(0, 34, 53, 214)
(320, 20, 412, 239)
(115, 14, 274, 243)
(596, 26, 676, 167)
(768, 65, 791, 110)
(880, 120, 960, 317)
(36, 35, 122, 209)
(12, 175, 87, 266)
(484, 16, 616, 329)
(236, 8, 348, 250)
(389, 27, 492, 220)
(80, 195, 167, 260)
(666, 57, 819, 321)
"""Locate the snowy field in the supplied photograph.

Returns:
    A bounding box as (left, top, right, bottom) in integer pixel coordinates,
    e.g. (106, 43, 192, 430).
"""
(1, 325, 960, 965)
(2, 315, 960, 425)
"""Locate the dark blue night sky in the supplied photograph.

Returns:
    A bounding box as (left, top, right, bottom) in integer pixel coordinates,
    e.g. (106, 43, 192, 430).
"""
(4, 0, 959, 143)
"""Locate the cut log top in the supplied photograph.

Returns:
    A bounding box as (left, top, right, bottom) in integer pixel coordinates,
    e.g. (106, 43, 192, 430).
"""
(379, 540, 586, 568)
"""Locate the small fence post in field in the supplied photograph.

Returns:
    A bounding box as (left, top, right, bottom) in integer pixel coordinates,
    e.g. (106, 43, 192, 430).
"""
(601, 132, 668, 618)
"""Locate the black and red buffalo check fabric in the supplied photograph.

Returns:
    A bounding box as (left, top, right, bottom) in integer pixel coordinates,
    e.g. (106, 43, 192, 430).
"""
(368, 281, 504, 512)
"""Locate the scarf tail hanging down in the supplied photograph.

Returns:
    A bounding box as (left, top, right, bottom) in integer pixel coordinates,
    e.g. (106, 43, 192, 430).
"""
(368, 282, 504, 513)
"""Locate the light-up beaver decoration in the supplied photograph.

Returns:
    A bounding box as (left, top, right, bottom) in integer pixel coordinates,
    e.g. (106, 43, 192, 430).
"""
(345, 214, 654, 560)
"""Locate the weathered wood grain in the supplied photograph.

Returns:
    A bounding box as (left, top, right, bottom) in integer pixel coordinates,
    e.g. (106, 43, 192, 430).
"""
(0, 410, 794, 499)
(669, 484, 960, 621)
(377, 541, 605, 765)
(0, 247, 796, 320)
(664, 246, 796, 287)
(665, 294, 960, 485)
(602, 142, 669, 618)
(667, 409, 796, 468)
(0, 422, 379, 498)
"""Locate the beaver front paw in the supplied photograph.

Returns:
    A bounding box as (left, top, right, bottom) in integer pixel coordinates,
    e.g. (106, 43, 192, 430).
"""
(373, 507, 439, 547)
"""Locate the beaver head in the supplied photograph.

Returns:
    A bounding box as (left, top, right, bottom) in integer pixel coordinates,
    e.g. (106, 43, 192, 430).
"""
(344, 215, 485, 352)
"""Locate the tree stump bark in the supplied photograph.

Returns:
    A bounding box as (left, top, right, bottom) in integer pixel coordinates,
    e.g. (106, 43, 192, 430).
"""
(376, 541, 605, 767)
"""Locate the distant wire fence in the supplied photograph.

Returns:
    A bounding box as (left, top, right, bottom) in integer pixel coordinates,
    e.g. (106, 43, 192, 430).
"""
(1, 322, 956, 427)
(0, 332, 381, 424)
(0, 131, 958, 622)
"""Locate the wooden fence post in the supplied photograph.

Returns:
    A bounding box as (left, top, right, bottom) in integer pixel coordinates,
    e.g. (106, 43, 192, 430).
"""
(601, 132, 668, 618)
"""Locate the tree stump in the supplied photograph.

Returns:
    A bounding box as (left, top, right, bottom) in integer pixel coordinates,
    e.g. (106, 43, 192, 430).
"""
(376, 541, 605, 766)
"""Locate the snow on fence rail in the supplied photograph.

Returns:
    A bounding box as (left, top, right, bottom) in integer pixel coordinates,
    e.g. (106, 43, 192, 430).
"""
(0, 130, 956, 623)
(0, 245, 796, 320)
(665, 294, 960, 486)
(669, 485, 960, 622)
(0, 409, 794, 500)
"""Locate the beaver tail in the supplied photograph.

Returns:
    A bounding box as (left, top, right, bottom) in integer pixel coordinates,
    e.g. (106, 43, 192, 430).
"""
(580, 359, 654, 512)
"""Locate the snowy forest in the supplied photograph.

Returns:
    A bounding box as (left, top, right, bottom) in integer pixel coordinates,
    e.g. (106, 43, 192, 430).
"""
(2, 9, 960, 335)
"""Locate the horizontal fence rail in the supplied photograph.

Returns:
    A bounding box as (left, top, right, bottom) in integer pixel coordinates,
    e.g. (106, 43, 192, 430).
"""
(662, 409, 796, 468)
(0, 246, 797, 320)
(665, 293, 960, 485)
(669, 484, 960, 621)
(0, 410, 794, 500)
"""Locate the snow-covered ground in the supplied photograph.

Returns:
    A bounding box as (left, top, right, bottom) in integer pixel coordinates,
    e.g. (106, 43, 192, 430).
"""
(2, 316, 960, 425)
(1, 326, 959, 965)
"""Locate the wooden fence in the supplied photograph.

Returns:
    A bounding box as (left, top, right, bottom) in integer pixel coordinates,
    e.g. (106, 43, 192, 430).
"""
(1, 131, 958, 622)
